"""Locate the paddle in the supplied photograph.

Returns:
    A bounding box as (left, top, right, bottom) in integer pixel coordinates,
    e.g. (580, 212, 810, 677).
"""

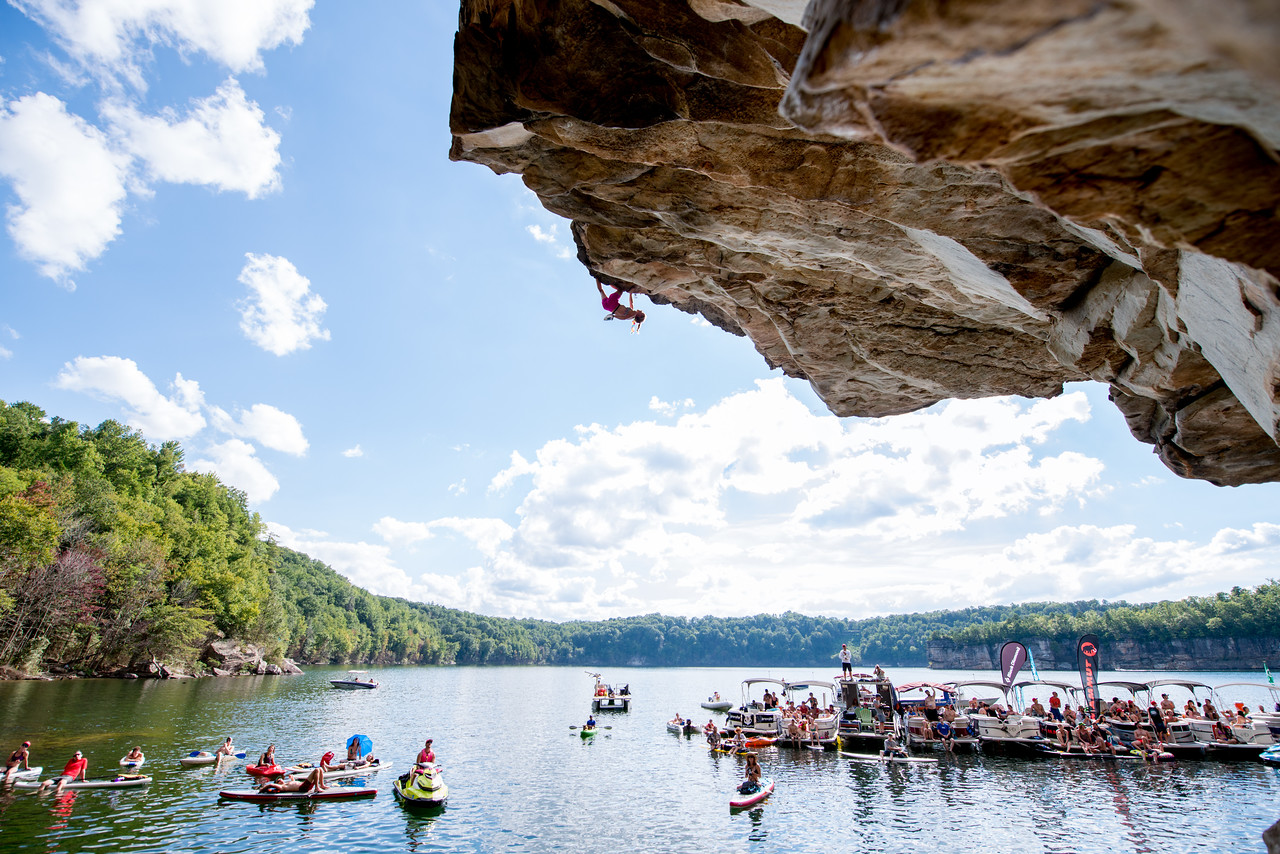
(569, 725, 612, 729)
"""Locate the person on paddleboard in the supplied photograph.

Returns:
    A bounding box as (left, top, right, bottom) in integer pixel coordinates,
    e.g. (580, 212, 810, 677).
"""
(881, 733, 908, 759)
(738, 753, 762, 794)
(258, 766, 328, 794)
(37, 750, 87, 794)
(4, 741, 32, 783)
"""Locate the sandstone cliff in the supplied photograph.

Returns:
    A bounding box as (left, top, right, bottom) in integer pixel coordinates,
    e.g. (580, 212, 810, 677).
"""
(450, 0, 1280, 485)
(927, 635, 1280, 671)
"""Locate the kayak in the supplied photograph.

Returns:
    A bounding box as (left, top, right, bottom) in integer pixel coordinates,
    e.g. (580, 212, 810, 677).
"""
(283, 760, 391, 781)
(4, 766, 42, 781)
(841, 751, 938, 764)
(120, 755, 145, 768)
(246, 764, 289, 778)
(219, 786, 377, 802)
(744, 737, 776, 748)
(729, 778, 774, 809)
(392, 765, 447, 808)
(580, 728, 598, 739)
(14, 775, 152, 790)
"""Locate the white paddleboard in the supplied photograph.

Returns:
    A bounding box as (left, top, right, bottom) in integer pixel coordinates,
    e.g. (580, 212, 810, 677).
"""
(841, 751, 938, 764)
(15, 776, 152, 790)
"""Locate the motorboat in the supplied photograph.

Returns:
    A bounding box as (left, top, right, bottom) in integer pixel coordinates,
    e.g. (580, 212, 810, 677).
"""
(330, 670, 378, 689)
(956, 680, 1049, 757)
(1212, 682, 1280, 740)
(724, 678, 787, 738)
(701, 692, 733, 712)
(835, 673, 895, 752)
(776, 679, 839, 749)
(1096, 680, 1207, 759)
(898, 682, 977, 751)
(393, 763, 447, 808)
(588, 672, 631, 712)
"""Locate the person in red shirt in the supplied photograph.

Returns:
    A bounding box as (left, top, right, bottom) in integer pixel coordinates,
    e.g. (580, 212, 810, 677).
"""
(1048, 692, 1064, 721)
(38, 750, 87, 793)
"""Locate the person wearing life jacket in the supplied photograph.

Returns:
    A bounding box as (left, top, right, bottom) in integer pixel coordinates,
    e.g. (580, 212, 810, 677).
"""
(416, 739, 436, 768)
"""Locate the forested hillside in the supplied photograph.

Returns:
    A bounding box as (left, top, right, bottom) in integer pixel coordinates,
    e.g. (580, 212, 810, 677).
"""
(1, 400, 1274, 676)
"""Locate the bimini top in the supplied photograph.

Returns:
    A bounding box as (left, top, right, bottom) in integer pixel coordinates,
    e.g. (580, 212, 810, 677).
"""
(1143, 678, 1213, 693)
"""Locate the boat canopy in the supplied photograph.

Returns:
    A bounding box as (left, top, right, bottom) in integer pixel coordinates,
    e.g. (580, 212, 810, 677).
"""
(785, 680, 836, 693)
(896, 682, 955, 693)
(741, 678, 787, 689)
(1144, 678, 1213, 693)
(1011, 679, 1079, 692)
(1095, 680, 1148, 696)
(955, 680, 1009, 691)
(1212, 681, 1280, 692)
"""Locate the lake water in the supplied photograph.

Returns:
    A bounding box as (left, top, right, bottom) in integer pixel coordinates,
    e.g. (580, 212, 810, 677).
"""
(0, 666, 1277, 853)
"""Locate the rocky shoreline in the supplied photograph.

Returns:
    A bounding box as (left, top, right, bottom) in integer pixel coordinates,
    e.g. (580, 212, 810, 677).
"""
(0, 639, 306, 681)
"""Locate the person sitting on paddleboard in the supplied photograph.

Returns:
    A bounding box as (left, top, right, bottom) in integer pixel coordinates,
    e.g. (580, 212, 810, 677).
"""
(738, 753, 762, 794)
(123, 746, 144, 764)
(881, 733, 907, 759)
(4, 741, 32, 783)
(38, 750, 87, 794)
(259, 767, 328, 794)
(416, 739, 435, 767)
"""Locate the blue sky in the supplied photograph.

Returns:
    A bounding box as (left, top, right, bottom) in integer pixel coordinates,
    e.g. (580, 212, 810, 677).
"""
(1, 1, 1276, 622)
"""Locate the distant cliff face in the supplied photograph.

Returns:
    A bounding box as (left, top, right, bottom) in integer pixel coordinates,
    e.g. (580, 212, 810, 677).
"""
(928, 636, 1280, 671)
(450, 0, 1280, 484)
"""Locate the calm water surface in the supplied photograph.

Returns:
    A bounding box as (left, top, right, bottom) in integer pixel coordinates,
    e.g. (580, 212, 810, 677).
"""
(0, 666, 1276, 853)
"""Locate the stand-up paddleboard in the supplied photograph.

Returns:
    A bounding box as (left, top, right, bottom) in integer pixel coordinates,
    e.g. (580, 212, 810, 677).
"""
(283, 760, 391, 781)
(841, 751, 938, 764)
(181, 750, 246, 766)
(14, 776, 152, 791)
(4, 766, 42, 782)
(1037, 749, 1143, 760)
(219, 786, 377, 802)
(729, 778, 774, 809)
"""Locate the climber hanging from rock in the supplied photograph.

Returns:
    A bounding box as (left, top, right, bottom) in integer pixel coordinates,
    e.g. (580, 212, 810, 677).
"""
(597, 280, 645, 332)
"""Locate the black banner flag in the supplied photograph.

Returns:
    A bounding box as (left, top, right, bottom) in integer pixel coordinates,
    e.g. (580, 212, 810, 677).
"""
(1077, 634, 1102, 717)
(999, 641, 1028, 692)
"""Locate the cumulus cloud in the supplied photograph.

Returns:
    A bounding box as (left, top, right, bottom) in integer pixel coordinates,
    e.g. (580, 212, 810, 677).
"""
(55, 356, 206, 439)
(236, 253, 330, 355)
(12, 0, 313, 86)
(342, 445, 363, 459)
(649, 396, 695, 417)
(104, 79, 281, 197)
(208, 402, 308, 455)
(189, 439, 279, 503)
(0, 93, 130, 284)
(525, 222, 574, 259)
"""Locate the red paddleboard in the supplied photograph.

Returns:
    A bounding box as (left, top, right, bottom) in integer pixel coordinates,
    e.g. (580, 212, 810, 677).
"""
(219, 787, 377, 802)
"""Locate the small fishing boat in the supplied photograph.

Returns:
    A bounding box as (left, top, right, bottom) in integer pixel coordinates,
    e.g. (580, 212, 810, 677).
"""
(392, 763, 447, 808)
(15, 775, 152, 791)
(330, 670, 378, 689)
(729, 778, 774, 809)
(219, 786, 377, 802)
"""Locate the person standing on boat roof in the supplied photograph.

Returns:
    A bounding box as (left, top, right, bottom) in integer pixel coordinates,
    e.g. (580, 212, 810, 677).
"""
(839, 644, 853, 677)
(4, 740, 32, 783)
(37, 749, 87, 794)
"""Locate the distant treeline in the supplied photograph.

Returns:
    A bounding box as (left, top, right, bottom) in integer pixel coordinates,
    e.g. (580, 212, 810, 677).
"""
(2, 399, 1276, 674)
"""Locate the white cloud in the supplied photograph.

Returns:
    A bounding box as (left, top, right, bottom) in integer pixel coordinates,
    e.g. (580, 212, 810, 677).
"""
(0, 347, 11, 360)
(105, 78, 281, 197)
(12, 0, 314, 86)
(0, 93, 130, 283)
(189, 439, 278, 503)
(525, 222, 574, 259)
(54, 356, 206, 439)
(236, 252, 330, 355)
(648, 396, 695, 417)
(342, 445, 364, 458)
(209, 402, 307, 455)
